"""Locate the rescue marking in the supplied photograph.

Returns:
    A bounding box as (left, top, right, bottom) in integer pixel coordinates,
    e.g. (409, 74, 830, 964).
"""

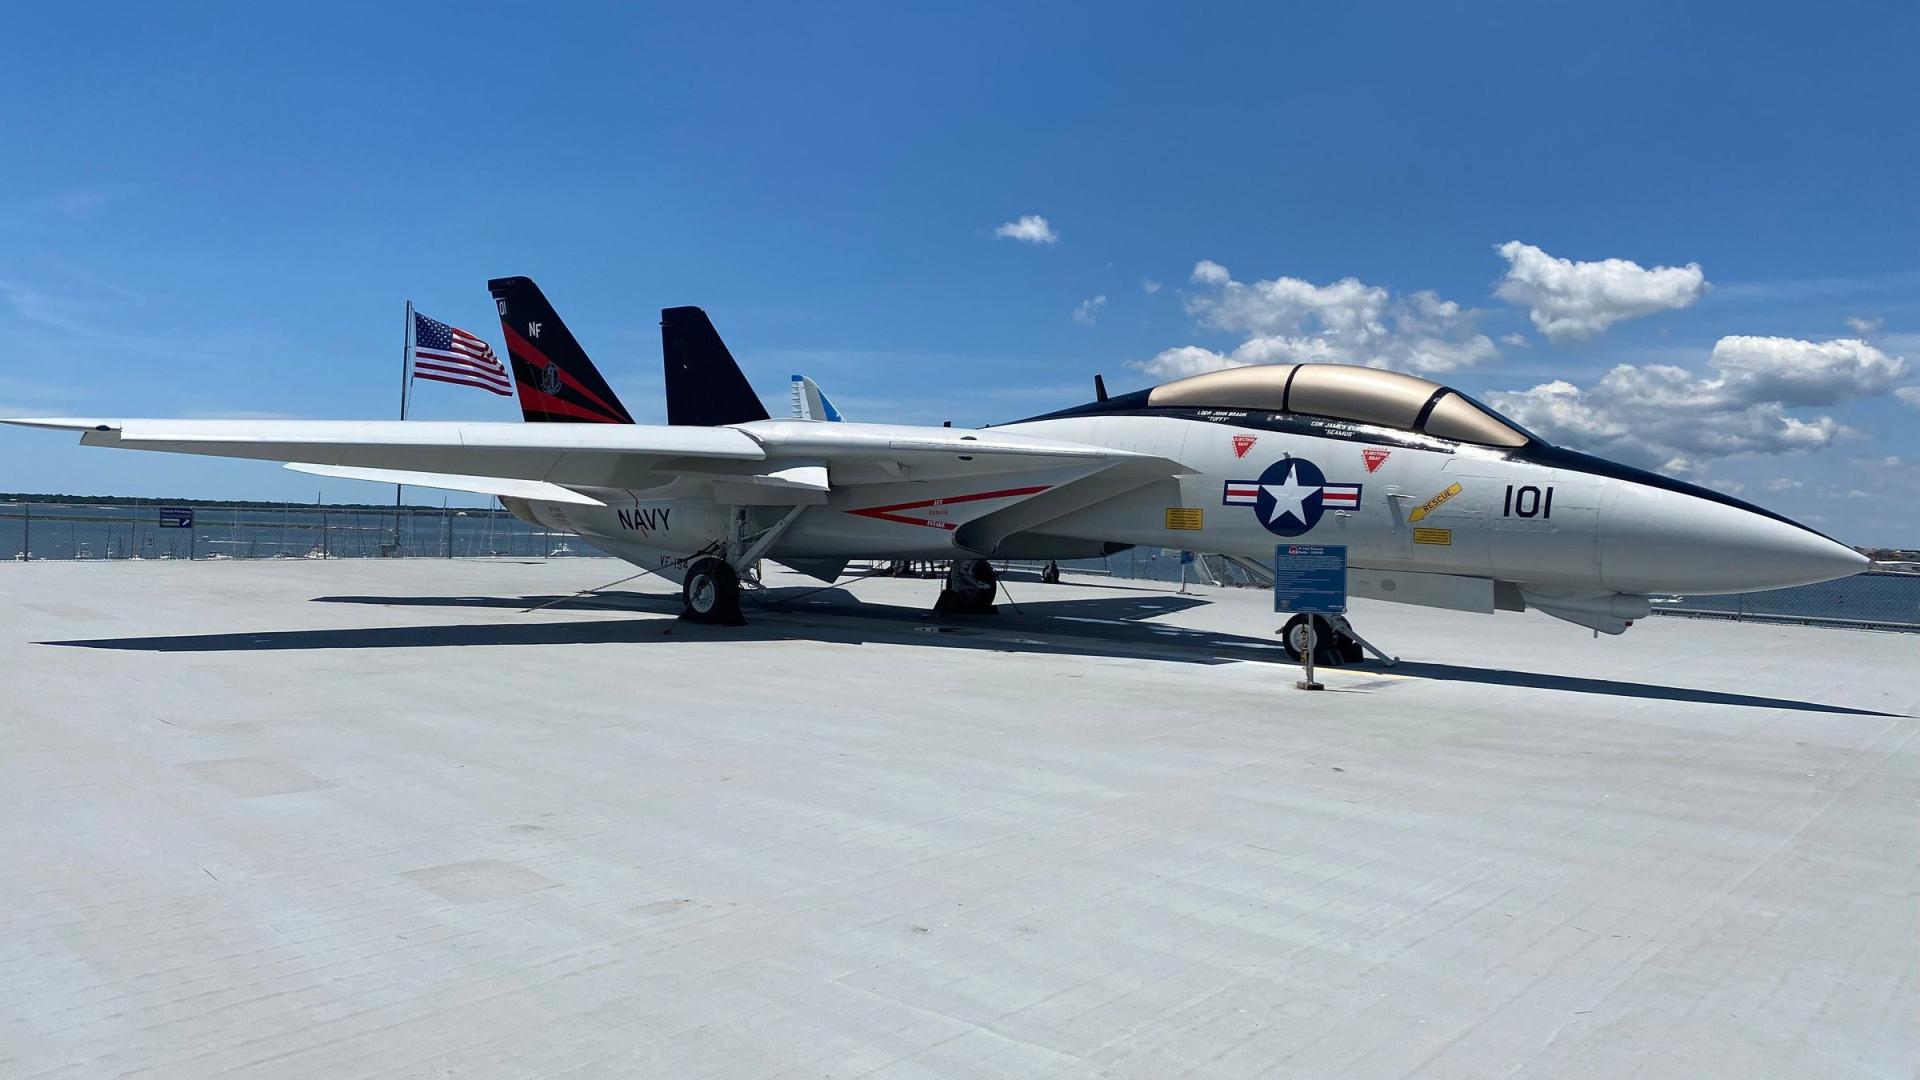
(1362, 448, 1390, 473)
(1413, 527, 1452, 545)
(1165, 507, 1204, 531)
(1231, 434, 1258, 458)
(1407, 482, 1463, 522)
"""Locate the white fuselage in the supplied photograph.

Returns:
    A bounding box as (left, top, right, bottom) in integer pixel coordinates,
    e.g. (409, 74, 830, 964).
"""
(507, 413, 1863, 626)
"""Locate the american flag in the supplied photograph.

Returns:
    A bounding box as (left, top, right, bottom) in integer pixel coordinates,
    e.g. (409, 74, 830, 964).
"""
(411, 310, 511, 396)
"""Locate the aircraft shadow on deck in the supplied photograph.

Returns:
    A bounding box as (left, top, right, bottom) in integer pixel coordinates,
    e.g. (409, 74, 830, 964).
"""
(1380, 662, 1899, 716)
(40, 588, 1898, 717)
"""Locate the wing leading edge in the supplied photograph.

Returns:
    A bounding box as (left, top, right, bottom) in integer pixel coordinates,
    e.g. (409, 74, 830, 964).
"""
(5, 417, 1185, 503)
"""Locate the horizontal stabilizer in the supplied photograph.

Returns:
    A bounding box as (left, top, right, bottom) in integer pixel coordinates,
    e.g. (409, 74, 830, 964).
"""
(284, 463, 606, 506)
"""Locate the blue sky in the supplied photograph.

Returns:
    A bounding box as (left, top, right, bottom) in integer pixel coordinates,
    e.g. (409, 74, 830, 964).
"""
(4, 2, 1918, 543)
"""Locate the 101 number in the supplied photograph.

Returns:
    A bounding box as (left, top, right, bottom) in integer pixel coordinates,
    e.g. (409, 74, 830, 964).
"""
(1503, 484, 1554, 519)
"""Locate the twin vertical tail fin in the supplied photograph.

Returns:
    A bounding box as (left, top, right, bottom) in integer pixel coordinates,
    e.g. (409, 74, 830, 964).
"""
(660, 306, 771, 427)
(486, 276, 635, 424)
(484, 280, 770, 428)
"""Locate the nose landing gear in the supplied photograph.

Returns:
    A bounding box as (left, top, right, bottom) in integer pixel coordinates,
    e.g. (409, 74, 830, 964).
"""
(1280, 614, 1358, 665)
(1279, 613, 1397, 667)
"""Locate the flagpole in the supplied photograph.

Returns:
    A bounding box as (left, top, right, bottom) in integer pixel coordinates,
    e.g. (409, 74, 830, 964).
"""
(401, 299, 414, 422)
(394, 300, 412, 554)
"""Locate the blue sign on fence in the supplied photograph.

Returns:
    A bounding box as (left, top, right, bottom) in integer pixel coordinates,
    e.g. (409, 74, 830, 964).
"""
(158, 507, 193, 529)
(1273, 544, 1347, 614)
(1179, 550, 1195, 565)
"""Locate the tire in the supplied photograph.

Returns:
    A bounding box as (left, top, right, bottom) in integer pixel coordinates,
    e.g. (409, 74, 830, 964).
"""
(682, 558, 743, 625)
(970, 558, 998, 594)
(1280, 614, 1312, 661)
(1280, 614, 1344, 665)
(934, 558, 999, 615)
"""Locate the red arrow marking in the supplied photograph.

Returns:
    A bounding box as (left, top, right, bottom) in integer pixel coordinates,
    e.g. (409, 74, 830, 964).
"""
(847, 485, 1052, 529)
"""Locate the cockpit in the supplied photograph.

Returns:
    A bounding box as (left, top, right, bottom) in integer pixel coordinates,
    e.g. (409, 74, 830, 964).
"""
(1031, 363, 1539, 449)
(1149, 364, 1534, 447)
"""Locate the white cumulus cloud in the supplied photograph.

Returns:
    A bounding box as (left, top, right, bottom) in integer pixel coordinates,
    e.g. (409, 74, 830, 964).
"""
(1708, 336, 1909, 406)
(1136, 261, 1496, 378)
(1072, 295, 1107, 325)
(1190, 260, 1231, 285)
(1140, 345, 1236, 379)
(1896, 386, 1920, 410)
(1484, 335, 1910, 470)
(1494, 241, 1708, 342)
(993, 214, 1058, 245)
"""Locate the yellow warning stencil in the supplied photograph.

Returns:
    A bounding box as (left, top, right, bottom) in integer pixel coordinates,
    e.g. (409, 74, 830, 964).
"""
(1408, 483, 1463, 522)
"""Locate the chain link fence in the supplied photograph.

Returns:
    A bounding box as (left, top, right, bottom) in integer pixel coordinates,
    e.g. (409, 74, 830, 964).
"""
(0, 500, 601, 561)
(1649, 570, 1920, 632)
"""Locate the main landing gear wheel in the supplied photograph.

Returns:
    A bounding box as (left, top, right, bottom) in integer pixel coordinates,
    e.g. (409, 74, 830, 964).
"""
(681, 557, 745, 626)
(934, 558, 999, 615)
(1280, 614, 1364, 666)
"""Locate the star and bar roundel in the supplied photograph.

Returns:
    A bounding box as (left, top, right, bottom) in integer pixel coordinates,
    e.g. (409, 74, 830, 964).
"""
(1223, 457, 1362, 537)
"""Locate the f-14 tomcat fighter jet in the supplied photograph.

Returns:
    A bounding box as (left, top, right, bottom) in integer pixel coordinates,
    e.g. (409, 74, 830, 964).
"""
(7, 276, 1866, 645)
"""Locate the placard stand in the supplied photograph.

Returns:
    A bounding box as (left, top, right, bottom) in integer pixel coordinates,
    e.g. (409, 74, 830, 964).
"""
(1273, 544, 1346, 692)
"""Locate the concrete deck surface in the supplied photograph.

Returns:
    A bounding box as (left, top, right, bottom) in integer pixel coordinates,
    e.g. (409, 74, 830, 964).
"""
(0, 558, 1913, 1079)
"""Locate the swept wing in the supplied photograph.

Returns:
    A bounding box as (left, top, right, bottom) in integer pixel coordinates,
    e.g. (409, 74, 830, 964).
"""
(3, 418, 1184, 507)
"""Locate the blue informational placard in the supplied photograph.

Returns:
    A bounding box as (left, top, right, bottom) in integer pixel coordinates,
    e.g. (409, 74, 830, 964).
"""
(158, 507, 193, 529)
(1273, 543, 1347, 614)
(1179, 550, 1195, 565)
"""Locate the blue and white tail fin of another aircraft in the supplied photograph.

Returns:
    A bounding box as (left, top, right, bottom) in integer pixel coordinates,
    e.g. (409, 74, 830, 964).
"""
(790, 375, 845, 422)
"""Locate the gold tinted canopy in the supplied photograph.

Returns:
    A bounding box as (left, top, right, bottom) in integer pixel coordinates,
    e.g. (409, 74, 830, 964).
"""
(1146, 363, 1530, 447)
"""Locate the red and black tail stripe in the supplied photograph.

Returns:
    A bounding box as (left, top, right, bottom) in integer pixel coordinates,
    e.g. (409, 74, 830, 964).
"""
(486, 276, 636, 424)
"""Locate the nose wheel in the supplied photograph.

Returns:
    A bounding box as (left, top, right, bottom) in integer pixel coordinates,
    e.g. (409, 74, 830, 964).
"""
(681, 557, 745, 625)
(1279, 614, 1370, 666)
